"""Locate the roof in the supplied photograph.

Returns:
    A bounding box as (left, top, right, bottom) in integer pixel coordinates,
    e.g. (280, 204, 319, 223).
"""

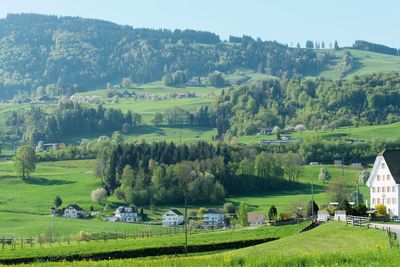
(378, 149, 400, 183)
(335, 210, 346, 215)
(204, 208, 224, 214)
(169, 209, 183, 216)
(247, 214, 266, 221)
(66, 204, 83, 211)
(116, 206, 137, 213)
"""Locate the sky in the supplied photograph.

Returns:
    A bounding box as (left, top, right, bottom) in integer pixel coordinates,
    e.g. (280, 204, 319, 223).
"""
(0, 0, 399, 47)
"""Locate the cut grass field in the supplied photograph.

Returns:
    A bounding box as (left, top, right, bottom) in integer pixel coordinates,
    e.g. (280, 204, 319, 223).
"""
(17, 222, 394, 267)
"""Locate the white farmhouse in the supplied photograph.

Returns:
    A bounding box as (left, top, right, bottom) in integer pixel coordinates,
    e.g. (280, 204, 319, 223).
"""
(334, 210, 346, 221)
(203, 209, 225, 228)
(162, 209, 184, 226)
(63, 204, 84, 219)
(114, 206, 138, 223)
(366, 149, 400, 216)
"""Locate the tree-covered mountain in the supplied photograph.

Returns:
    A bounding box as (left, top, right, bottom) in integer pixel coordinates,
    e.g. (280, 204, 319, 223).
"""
(0, 13, 330, 98)
(214, 72, 400, 136)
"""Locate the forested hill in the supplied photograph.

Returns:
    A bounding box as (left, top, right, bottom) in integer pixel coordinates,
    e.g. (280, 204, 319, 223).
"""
(0, 13, 327, 98)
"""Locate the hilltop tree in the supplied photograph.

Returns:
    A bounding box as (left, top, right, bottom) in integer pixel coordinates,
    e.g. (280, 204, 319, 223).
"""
(334, 40, 339, 50)
(91, 188, 108, 205)
(223, 202, 236, 214)
(152, 112, 164, 126)
(306, 200, 319, 218)
(305, 40, 314, 49)
(121, 77, 132, 88)
(14, 145, 36, 179)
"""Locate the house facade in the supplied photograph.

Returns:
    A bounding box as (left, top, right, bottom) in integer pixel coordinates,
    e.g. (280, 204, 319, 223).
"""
(366, 149, 400, 216)
(63, 204, 84, 219)
(317, 210, 329, 222)
(114, 206, 138, 223)
(334, 210, 346, 221)
(247, 214, 266, 225)
(203, 209, 225, 228)
(162, 209, 184, 226)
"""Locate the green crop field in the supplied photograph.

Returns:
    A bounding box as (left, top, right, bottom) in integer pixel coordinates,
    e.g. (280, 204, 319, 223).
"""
(18, 222, 395, 267)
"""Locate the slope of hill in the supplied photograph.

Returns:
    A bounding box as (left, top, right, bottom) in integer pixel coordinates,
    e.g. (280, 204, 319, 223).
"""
(315, 49, 400, 80)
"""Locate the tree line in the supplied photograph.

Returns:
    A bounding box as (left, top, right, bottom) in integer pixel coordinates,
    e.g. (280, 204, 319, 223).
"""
(4, 102, 141, 145)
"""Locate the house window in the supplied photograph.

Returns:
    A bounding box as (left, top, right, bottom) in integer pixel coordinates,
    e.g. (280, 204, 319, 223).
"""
(388, 198, 391, 205)
(372, 198, 376, 205)
(378, 187, 381, 193)
(383, 187, 386, 193)
(382, 163, 386, 169)
(392, 186, 396, 192)
(387, 174, 391, 180)
(377, 198, 381, 204)
(393, 198, 397, 204)
(387, 186, 391, 192)
(372, 187, 376, 193)
(377, 175, 380, 181)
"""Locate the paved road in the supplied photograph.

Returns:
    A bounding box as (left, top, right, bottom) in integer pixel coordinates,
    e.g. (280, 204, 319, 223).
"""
(369, 223, 400, 235)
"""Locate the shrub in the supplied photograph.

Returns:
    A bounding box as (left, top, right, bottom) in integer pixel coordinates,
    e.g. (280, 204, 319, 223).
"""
(91, 188, 108, 205)
(375, 204, 387, 217)
(223, 202, 236, 214)
(76, 231, 92, 242)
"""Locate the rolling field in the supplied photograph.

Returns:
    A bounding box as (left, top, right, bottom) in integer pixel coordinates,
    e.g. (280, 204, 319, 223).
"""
(19, 222, 394, 267)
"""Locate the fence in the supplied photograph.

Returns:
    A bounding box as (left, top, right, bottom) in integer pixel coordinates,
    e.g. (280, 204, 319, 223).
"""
(346, 215, 370, 226)
(0, 224, 197, 251)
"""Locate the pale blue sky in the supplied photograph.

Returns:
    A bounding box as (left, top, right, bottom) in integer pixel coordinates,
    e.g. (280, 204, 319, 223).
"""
(0, 0, 398, 47)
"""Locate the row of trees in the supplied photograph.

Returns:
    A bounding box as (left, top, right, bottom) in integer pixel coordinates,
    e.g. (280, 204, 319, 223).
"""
(4, 102, 141, 144)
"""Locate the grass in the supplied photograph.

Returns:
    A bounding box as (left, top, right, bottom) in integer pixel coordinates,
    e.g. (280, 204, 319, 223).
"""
(0, 222, 307, 260)
(15, 222, 394, 266)
(313, 48, 400, 80)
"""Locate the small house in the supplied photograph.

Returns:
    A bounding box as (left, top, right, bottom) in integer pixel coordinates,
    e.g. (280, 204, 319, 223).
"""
(317, 210, 329, 222)
(63, 204, 84, 219)
(247, 214, 266, 225)
(334, 210, 346, 221)
(114, 206, 139, 223)
(203, 209, 225, 228)
(162, 209, 184, 226)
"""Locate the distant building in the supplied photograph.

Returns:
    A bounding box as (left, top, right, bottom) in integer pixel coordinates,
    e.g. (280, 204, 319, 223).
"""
(114, 206, 139, 223)
(334, 210, 346, 221)
(162, 209, 184, 226)
(247, 214, 266, 225)
(203, 209, 225, 228)
(186, 77, 202, 86)
(64, 204, 84, 219)
(317, 210, 329, 222)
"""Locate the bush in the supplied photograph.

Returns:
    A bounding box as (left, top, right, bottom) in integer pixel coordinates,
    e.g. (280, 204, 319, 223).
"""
(375, 204, 387, 217)
(76, 231, 92, 242)
(91, 188, 108, 205)
(223, 202, 236, 214)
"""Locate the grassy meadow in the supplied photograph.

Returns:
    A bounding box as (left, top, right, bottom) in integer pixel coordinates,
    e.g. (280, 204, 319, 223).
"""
(16, 222, 395, 267)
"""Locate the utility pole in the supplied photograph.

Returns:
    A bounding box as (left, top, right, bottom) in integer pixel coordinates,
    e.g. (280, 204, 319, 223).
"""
(184, 177, 188, 255)
(356, 175, 359, 205)
(311, 182, 314, 221)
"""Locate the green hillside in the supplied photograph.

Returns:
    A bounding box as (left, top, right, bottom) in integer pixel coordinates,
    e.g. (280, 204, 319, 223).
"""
(315, 48, 400, 79)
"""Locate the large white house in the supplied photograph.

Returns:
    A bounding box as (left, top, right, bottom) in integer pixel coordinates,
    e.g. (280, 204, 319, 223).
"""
(63, 204, 84, 219)
(366, 149, 400, 216)
(162, 209, 184, 226)
(114, 206, 138, 223)
(203, 209, 225, 228)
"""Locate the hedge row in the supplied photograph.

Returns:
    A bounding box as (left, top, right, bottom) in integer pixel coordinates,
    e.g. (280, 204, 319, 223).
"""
(0, 237, 278, 265)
